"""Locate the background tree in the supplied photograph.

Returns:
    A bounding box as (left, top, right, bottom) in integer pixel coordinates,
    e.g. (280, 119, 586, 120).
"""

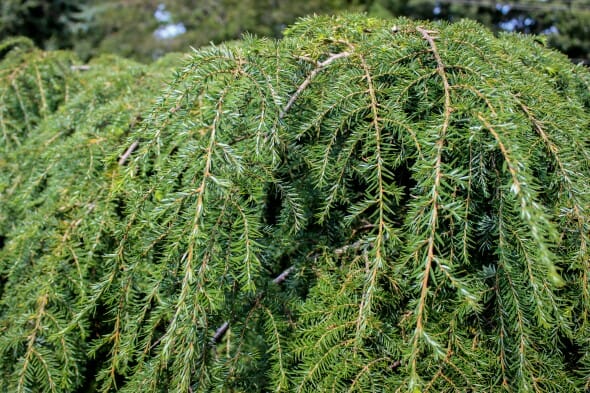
(372, 0, 590, 64)
(0, 0, 87, 50)
(3, 0, 589, 63)
(84, 0, 590, 63)
(71, 0, 367, 61)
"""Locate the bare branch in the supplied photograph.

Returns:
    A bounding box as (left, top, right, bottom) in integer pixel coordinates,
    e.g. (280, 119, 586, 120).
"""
(280, 51, 352, 119)
(118, 141, 139, 166)
(211, 321, 229, 345)
(70, 65, 91, 71)
(334, 240, 364, 256)
(273, 266, 295, 284)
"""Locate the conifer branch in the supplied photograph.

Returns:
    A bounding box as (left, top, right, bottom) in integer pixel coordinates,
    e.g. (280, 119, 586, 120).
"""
(496, 199, 532, 389)
(476, 114, 521, 194)
(280, 50, 352, 118)
(348, 357, 394, 391)
(34, 65, 48, 117)
(451, 84, 497, 116)
(18, 293, 51, 393)
(354, 53, 386, 343)
(516, 97, 586, 235)
(411, 27, 453, 376)
(296, 339, 356, 393)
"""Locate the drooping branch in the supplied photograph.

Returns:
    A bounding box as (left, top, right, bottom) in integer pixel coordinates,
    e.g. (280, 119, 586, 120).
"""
(410, 27, 453, 377)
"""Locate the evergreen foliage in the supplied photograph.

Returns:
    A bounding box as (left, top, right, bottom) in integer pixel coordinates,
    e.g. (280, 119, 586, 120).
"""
(0, 43, 181, 392)
(1, 14, 589, 392)
(0, 37, 79, 153)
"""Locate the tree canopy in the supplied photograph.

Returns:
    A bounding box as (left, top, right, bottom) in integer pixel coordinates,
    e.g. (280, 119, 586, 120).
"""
(0, 14, 589, 392)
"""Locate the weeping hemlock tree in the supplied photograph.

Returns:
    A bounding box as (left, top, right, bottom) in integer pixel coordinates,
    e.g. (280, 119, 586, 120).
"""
(1, 14, 589, 392)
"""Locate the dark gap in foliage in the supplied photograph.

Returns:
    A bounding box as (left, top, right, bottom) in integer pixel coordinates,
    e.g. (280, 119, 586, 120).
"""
(530, 147, 558, 204)
(402, 84, 429, 120)
(113, 195, 126, 219)
(73, 360, 97, 393)
(96, 119, 111, 132)
(273, 252, 296, 281)
(395, 159, 417, 212)
(169, 148, 189, 193)
(263, 183, 281, 226)
(87, 301, 112, 343)
(474, 211, 499, 264)
(141, 158, 157, 180)
(167, 144, 179, 160)
(33, 174, 48, 196)
(479, 274, 500, 332)
(281, 234, 325, 301)
(151, 237, 169, 263)
(62, 126, 76, 138)
(554, 73, 571, 95)
(559, 335, 583, 371)
(176, 167, 187, 191)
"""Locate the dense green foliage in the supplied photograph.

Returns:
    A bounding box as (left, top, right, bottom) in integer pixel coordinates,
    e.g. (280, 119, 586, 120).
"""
(0, 39, 182, 392)
(1, 14, 590, 392)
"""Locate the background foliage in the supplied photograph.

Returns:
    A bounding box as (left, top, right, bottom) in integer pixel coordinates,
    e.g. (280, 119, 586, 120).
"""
(1, 0, 590, 63)
(1, 14, 589, 392)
